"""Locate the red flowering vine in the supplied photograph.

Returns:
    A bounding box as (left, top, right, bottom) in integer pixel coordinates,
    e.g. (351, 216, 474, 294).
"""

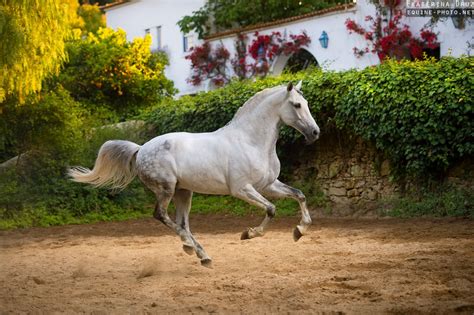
(247, 31, 282, 76)
(186, 31, 311, 86)
(248, 31, 311, 77)
(345, 3, 439, 61)
(231, 33, 249, 80)
(185, 42, 230, 86)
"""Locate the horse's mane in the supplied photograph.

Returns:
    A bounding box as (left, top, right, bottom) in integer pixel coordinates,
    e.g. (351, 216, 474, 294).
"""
(229, 85, 284, 124)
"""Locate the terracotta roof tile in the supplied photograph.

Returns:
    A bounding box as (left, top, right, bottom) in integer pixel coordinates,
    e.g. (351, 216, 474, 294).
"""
(101, 1, 130, 11)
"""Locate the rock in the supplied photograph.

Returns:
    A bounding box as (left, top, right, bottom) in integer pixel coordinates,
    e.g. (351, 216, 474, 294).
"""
(347, 189, 360, 197)
(328, 187, 346, 197)
(355, 180, 366, 189)
(333, 180, 345, 188)
(350, 165, 364, 177)
(373, 182, 382, 191)
(329, 161, 342, 178)
(367, 190, 378, 200)
(317, 163, 329, 178)
(380, 159, 391, 176)
(32, 277, 45, 285)
(330, 196, 351, 205)
(345, 179, 356, 189)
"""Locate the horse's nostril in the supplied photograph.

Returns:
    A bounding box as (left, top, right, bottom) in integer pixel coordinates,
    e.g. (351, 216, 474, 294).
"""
(312, 129, 319, 136)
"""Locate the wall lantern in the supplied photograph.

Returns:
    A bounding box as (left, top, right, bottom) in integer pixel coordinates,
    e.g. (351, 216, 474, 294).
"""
(319, 31, 329, 49)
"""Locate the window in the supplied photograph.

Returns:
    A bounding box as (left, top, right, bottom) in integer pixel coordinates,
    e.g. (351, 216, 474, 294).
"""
(156, 26, 162, 50)
(183, 33, 195, 52)
(145, 26, 162, 51)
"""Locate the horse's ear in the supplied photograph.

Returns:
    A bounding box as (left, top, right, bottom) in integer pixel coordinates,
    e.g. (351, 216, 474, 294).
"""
(296, 80, 302, 90)
(287, 82, 293, 92)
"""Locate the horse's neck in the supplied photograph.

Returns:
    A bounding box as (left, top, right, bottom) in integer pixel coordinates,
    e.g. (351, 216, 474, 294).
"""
(224, 90, 283, 150)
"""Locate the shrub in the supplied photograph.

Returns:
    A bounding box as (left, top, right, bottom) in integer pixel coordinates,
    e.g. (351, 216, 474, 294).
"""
(0, 87, 84, 161)
(57, 28, 176, 120)
(0, 89, 153, 228)
(382, 184, 474, 218)
(335, 57, 473, 177)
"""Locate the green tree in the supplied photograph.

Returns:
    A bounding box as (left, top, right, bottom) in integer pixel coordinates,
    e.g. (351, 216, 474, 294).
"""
(57, 28, 175, 119)
(78, 3, 106, 35)
(0, 0, 76, 105)
(178, 0, 339, 38)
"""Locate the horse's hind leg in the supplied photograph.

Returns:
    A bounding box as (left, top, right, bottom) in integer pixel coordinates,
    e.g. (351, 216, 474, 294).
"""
(174, 189, 212, 266)
(174, 189, 195, 255)
(262, 180, 311, 241)
(233, 184, 276, 240)
(152, 184, 212, 268)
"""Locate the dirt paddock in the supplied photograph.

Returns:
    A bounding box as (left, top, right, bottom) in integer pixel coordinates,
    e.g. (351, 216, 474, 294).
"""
(1, 214, 473, 314)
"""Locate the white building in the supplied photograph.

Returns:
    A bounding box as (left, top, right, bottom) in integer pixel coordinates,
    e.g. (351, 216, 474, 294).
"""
(104, 0, 473, 95)
(104, 0, 205, 95)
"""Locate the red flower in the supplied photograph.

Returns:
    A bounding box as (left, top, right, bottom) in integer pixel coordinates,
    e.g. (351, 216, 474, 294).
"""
(346, 4, 439, 62)
(345, 19, 366, 35)
(185, 42, 230, 86)
(409, 39, 423, 59)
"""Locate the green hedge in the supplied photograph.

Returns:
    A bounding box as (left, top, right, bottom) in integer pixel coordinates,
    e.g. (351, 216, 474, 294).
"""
(144, 57, 473, 179)
(0, 90, 154, 229)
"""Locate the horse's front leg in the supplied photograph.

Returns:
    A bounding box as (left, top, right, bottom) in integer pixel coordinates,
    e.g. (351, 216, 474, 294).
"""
(233, 184, 276, 240)
(262, 180, 312, 241)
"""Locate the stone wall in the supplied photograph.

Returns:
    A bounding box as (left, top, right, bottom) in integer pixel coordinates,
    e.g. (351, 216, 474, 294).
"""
(290, 132, 397, 211)
(288, 131, 473, 213)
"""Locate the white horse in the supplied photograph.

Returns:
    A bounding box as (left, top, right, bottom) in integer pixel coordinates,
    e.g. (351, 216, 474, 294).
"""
(69, 81, 320, 268)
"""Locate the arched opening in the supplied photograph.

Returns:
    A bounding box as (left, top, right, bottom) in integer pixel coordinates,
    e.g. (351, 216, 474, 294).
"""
(283, 49, 318, 73)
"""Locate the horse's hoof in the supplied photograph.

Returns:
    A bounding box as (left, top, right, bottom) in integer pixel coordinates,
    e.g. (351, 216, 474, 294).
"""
(241, 230, 250, 240)
(182, 244, 194, 255)
(293, 227, 303, 242)
(200, 258, 213, 269)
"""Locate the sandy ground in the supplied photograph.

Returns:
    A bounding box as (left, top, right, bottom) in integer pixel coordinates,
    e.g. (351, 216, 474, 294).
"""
(1, 214, 473, 314)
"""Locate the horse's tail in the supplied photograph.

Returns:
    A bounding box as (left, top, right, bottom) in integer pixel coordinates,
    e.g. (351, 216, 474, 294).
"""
(68, 140, 141, 190)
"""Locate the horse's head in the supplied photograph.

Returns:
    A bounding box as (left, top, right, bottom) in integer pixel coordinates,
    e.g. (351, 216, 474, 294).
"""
(279, 81, 320, 144)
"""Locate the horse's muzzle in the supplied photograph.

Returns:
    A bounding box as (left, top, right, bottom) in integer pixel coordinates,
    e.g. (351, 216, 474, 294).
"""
(304, 128, 320, 144)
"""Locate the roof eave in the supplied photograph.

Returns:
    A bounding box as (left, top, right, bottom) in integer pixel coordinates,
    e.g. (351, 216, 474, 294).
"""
(101, 0, 136, 12)
(204, 3, 356, 41)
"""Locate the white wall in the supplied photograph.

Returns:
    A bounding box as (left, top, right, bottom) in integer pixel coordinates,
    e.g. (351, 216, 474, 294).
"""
(206, 3, 379, 80)
(406, 14, 473, 56)
(105, 0, 205, 95)
(208, 0, 472, 80)
(106, 0, 473, 95)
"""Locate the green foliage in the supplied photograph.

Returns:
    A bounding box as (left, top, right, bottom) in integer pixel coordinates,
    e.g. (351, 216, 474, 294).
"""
(178, 0, 339, 38)
(144, 57, 473, 180)
(77, 3, 105, 35)
(0, 118, 154, 230)
(0, 3, 177, 229)
(0, 0, 74, 104)
(381, 184, 474, 218)
(335, 57, 473, 177)
(0, 203, 152, 230)
(0, 86, 84, 161)
(57, 28, 176, 119)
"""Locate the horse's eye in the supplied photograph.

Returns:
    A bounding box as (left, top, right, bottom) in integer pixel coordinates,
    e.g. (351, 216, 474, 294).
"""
(293, 103, 301, 109)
